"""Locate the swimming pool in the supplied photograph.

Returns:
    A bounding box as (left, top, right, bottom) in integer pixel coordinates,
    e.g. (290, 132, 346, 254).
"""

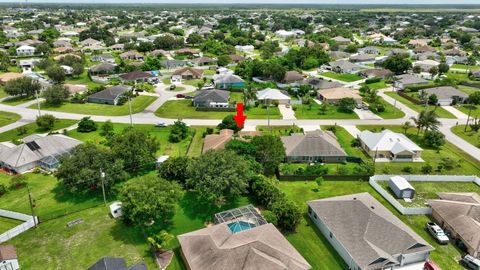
(227, 221, 256, 233)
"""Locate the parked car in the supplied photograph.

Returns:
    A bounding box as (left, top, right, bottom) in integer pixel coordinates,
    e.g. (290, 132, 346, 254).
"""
(426, 222, 449, 244)
(185, 95, 193, 99)
(424, 261, 441, 270)
(170, 84, 176, 90)
(461, 255, 480, 270)
(176, 94, 185, 98)
(155, 122, 166, 127)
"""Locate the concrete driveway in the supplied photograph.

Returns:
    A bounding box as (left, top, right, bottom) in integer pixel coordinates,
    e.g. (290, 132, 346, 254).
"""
(443, 106, 468, 119)
(354, 108, 382, 120)
(278, 104, 296, 120)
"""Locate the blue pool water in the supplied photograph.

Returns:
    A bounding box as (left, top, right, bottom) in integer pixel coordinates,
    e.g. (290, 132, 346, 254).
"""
(227, 221, 256, 233)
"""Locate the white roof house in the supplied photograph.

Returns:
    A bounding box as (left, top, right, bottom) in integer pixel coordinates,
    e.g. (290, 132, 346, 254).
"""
(16, 45, 36, 56)
(358, 130, 423, 162)
(256, 88, 291, 104)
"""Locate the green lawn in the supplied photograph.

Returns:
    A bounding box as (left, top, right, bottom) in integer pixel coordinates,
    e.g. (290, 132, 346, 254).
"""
(68, 123, 193, 157)
(0, 111, 21, 127)
(1, 95, 35, 106)
(456, 104, 480, 118)
(360, 80, 388, 90)
(186, 127, 210, 157)
(0, 217, 23, 233)
(451, 125, 480, 148)
(279, 180, 465, 270)
(0, 119, 78, 142)
(369, 96, 405, 119)
(256, 125, 304, 135)
(155, 100, 281, 119)
(384, 92, 456, 118)
(457, 85, 479, 95)
(182, 79, 203, 87)
(321, 125, 369, 160)
(378, 181, 480, 207)
(320, 72, 363, 82)
(31, 96, 157, 116)
(65, 70, 103, 89)
(451, 64, 480, 70)
(229, 92, 244, 103)
(0, 88, 7, 99)
(293, 102, 358, 119)
(357, 125, 480, 175)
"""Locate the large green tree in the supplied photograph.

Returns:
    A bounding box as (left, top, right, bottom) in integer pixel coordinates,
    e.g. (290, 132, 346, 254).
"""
(107, 128, 159, 173)
(383, 54, 412, 74)
(46, 65, 66, 84)
(4, 77, 41, 97)
(251, 135, 286, 175)
(57, 143, 127, 193)
(119, 175, 183, 227)
(187, 149, 252, 203)
(158, 156, 191, 186)
(43, 84, 69, 105)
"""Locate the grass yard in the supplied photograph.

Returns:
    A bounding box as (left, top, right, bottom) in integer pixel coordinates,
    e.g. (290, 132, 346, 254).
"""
(370, 96, 405, 119)
(321, 125, 369, 160)
(155, 100, 281, 119)
(68, 123, 193, 157)
(360, 80, 388, 90)
(1, 95, 35, 106)
(31, 96, 157, 116)
(0, 119, 78, 142)
(357, 125, 480, 175)
(279, 180, 465, 270)
(279, 162, 362, 176)
(451, 64, 480, 70)
(0, 88, 7, 99)
(293, 102, 358, 119)
(256, 125, 304, 135)
(229, 92, 244, 103)
(0, 217, 23, 233)
(320, 72, 363, 82)
(384, 92, 456, 118)
(457, 85, 480, 95)
(378, 181, 480, 207)
(186, 127, 210, 157)
(65, 71, 103, 89)
(455, 104, 480, 119)
(0, 111, 21, 127)
(451, 125, 480, 148)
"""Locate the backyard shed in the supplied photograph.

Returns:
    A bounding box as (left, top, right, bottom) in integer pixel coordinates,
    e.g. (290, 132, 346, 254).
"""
(389, 176, 415, 199)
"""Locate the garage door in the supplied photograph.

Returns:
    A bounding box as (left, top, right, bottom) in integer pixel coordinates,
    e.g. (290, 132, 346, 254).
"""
(402, 252, 428, 265)
(403, 190, 412, 198)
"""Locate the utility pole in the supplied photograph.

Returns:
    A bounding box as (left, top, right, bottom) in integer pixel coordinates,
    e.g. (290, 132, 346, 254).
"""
(35, 89, 41, 117)
(128, 97, 133, 126)
(100, 169, 107, 207)
(465, 102, 473, 132)
(27, 185, 37, 228)
(267, 99, 270, 131)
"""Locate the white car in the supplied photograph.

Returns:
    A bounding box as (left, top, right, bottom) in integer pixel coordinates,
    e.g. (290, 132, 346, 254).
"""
(426, 222, 449, 244)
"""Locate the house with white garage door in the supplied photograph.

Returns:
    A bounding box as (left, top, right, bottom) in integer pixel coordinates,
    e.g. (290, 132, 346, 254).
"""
(307, 192, 433, 270)
(256, 88, 291, 105)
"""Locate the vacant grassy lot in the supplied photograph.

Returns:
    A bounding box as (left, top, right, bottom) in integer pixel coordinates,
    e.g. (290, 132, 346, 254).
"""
(0, 217, 23, 233)
(280, 180, 465, 270)
(155, 100, 281, 119)
(357, 125, 480, 175)
(360, 80, 388, 90)
(320, 72, 363, 82)
(0, 111, 21, 127)
(384, 92, 456, 118)
(0, 119, 78, 142)
(370, 96, 405, 119)
(64, 71, 104, 89)
(379, 181, 480, 207)
(68, 123, 193, 157)
(451, 125, 480, 147)
(30, 96, 157, 116)
(293, 103, 358, 119)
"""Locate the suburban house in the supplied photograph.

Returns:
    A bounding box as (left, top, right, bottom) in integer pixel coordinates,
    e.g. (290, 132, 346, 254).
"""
(119, 51, 144, 61)
(256, 88, 291, 105)
(359, 69, 393, 79)
(394, 74, 429, 90)
(91, 54, 115, 63)
(194, 56, 216, 66)
(349, 54, 376, 63)
(229, 54, 245, 63)
(281, 130, 347, 163)
(160, 60, 187, 69)
(429, 192, 480, 258)
(109, 43, 124, 51)
(0, 72, 23, 84)
(358, 46, 380, 55)
(172, 67, 203, 80)
(413, 59, 440, 72)
(87, 85, 132, 105)
(308, 193, 433, 270)
(79, 38, 102, 47)
(421, 86, 468, 105)
(357, 129, 423, 162)
(193, 89, 230, 108)
(213, 73, 245, 89)
(0, 134, 82, 174)
(177, 205, 311, 270)
(16, 45, 35, 56)
(202, 129, 261, 153)
(317, 87, 362, 104)
(472, 70, 480, 79)
(389, 176, 415, 199)
(89, 63, 117, 75)
(323, 60, 361, 74)
(0, 245, 19, 270)
(283, 71, 304, 84)
(88, 257, 147, 270)
(18, 59, 40, 72)
(119, 71, 155, 83)
(307, 78, 343, 90)
(331, 36, 351, 44)
(408, 39, 429, 47)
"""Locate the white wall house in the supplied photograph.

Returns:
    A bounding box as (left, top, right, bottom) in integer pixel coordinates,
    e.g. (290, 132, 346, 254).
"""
(16, 45, 36, 57)
(0, 245, 20, 270)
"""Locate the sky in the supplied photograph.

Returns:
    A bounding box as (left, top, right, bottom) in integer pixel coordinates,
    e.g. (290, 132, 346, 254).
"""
(1, 0, 480, 4)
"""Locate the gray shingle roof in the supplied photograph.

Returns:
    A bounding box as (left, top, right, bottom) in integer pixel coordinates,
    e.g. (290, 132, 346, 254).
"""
(423, 86, 468, 100)
(193, 89, 230, 103)
(88, 85, 131, 101)
(281, 130, 346, 157)
(308, 193, 433, 270)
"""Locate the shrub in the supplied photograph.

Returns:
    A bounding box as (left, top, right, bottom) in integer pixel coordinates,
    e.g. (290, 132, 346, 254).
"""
(0, 184, 7, 196)
(402, 166, 414, 173)
(365, 77, 381, 84)
(77, 117, 97, 133)
(16, 126, 28, 135)
(421, 164, 433, 174)
(10, 175, 27, 189)
(250, 175, 285, 208)
(271, 199, 302, 231)
(36, 114, 56, 130)
(304, 164, 328, 175)
(262, 210, 278, 226)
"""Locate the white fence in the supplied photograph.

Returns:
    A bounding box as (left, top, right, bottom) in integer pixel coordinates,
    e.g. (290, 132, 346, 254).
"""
(0, 209, 38, 243)
(369, 175, 480, 215)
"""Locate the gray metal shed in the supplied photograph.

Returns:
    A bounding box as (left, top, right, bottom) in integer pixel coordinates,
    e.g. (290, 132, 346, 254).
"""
(389, 176, 415, 199)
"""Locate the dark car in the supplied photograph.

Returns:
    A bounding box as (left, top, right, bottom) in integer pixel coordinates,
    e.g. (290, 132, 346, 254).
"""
(185, 95, 193, 99)
(170, 84, 176, 90)
(176, 94, 185, 98)
(424, 261, 441, 270)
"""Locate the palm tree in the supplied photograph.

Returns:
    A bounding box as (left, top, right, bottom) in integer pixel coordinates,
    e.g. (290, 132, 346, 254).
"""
(410, 110, 441, 136)
(243, 84, 256, 105)
(402, 121, 412, 135)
